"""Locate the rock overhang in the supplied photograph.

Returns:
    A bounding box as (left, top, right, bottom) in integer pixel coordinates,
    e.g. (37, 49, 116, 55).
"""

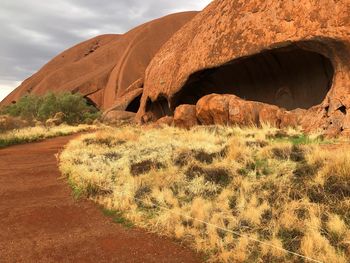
(137, 0, 350, 136)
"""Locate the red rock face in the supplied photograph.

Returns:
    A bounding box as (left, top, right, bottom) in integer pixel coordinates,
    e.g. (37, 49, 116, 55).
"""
(102, 110, 136, 124)
(0, 12, 198, 111)
(139, 0, 350, 136)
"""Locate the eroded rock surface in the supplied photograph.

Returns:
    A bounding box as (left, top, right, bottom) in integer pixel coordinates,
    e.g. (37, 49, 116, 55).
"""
(156, 116, 174, 126)
(174, 104, 198, 129)
(139, 0, 350, 136)
(2, 1, 350, 136)
(196, 94, 301, 128)
(102, 110, 136, 125)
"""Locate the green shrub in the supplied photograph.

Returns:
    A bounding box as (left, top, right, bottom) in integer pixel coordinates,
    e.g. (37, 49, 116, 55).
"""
(1, 92, 100, 124)
(2, 94, 41, 120)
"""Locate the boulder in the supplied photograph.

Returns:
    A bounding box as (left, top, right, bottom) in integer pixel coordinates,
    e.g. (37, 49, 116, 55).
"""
(45, 112, 65, 127)
(174, 104, 198, 129)
(196, 94, 299, 128)
(280, 111, 302, 129)
(156, 116, 174, 126)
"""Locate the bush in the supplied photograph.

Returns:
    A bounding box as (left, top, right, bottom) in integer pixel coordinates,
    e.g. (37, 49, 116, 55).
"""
(0, 115, 29, 133)
(1, 92, 100, 125)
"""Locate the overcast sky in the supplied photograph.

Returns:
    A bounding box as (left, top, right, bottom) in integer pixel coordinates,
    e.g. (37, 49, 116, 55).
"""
(0, 0, 211, 101)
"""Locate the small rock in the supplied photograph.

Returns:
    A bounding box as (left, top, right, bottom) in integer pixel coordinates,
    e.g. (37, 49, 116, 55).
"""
(174, 104, 198, 129)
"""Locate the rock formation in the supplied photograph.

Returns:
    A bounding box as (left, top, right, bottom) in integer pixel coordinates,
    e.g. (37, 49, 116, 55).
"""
(2, 0, 350, 137)
(138, 0, 350, 136)
(0, 12, 198, 112)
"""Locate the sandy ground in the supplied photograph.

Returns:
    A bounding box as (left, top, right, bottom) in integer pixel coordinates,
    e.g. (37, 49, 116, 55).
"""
(0, 134, 201, 263)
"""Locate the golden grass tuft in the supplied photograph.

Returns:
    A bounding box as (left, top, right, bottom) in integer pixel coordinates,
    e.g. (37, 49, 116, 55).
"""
(0, 123, 96, 148)
(59, 125, 350, 262)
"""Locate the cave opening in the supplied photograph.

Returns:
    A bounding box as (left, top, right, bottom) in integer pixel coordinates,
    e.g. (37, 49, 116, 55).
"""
(171, 44, 334, 111)
(84, 96, 98, 108)
(146, 96, 172, 120)
(126, 95, 142, 113)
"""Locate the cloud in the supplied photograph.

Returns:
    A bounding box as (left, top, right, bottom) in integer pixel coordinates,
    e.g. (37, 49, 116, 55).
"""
(0, 81, 22, 101)
(0, 0, 212, 101)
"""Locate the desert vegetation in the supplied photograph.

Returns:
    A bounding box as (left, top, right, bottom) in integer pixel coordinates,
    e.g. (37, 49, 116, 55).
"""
(0, 92, 100, 128)
(0, 92, 101, 147)
(0, 124, 96, 148)
(59, 125, 350, 263)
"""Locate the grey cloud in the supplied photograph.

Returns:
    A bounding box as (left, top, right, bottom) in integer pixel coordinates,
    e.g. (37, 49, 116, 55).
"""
(0, 0, 211, 99)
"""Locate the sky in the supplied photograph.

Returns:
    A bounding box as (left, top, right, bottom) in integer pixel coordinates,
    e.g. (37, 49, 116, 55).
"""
(0, 0, 212, 101)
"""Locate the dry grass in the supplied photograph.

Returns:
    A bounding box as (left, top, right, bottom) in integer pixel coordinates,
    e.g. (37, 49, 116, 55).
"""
(59, 124, 350, 262)
(0, 124, 97, 148)
(0, 115, 30, 132)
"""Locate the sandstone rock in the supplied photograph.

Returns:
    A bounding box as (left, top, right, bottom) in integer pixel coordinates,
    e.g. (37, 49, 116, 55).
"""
(197, 94, 257, 126)
(104, 88, 143, 114)
(3, 1, 350, 137)
(138, 0, 350, 137)
(196, 94, 299, 128)
(102, 110, 136, 124)
(341, 113, 350, 137)
(174, 104, 198, 129)
(156, 116, 174, 126)
(45, 112, 65, 127)
(279, 111, 301, 129)
(324, 110, 346, 137)
(45, 119, 58, 127)
(0, 12, 198, 114)
(228, 97, 259, 126)
(195, 94, 219, 125)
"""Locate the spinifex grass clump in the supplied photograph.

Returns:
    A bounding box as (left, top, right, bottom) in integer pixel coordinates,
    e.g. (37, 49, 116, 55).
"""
(59, 125, 350, 263)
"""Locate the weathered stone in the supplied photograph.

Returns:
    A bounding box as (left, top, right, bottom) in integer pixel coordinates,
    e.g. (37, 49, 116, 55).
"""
(324, 110, 346, 137)
(228, 98, 259, 126)
(196, 94, 223, 125)
(2, 1, 350, 137)
(341, 113, 350, 136)
(196, 94, 300, 128)
(138, 0, 350, 137)
(45, 112, 65, 127)
(174, 104, 198, 129)
(156, 116, 174, 126)
(280, 111, 301, 129)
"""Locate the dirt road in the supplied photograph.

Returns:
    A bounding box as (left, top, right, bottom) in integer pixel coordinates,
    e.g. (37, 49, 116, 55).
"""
(0, 135, 201, 263)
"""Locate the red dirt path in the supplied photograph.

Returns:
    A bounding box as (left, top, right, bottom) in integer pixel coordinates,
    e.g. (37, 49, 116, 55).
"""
(0, 135, 202, 263)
